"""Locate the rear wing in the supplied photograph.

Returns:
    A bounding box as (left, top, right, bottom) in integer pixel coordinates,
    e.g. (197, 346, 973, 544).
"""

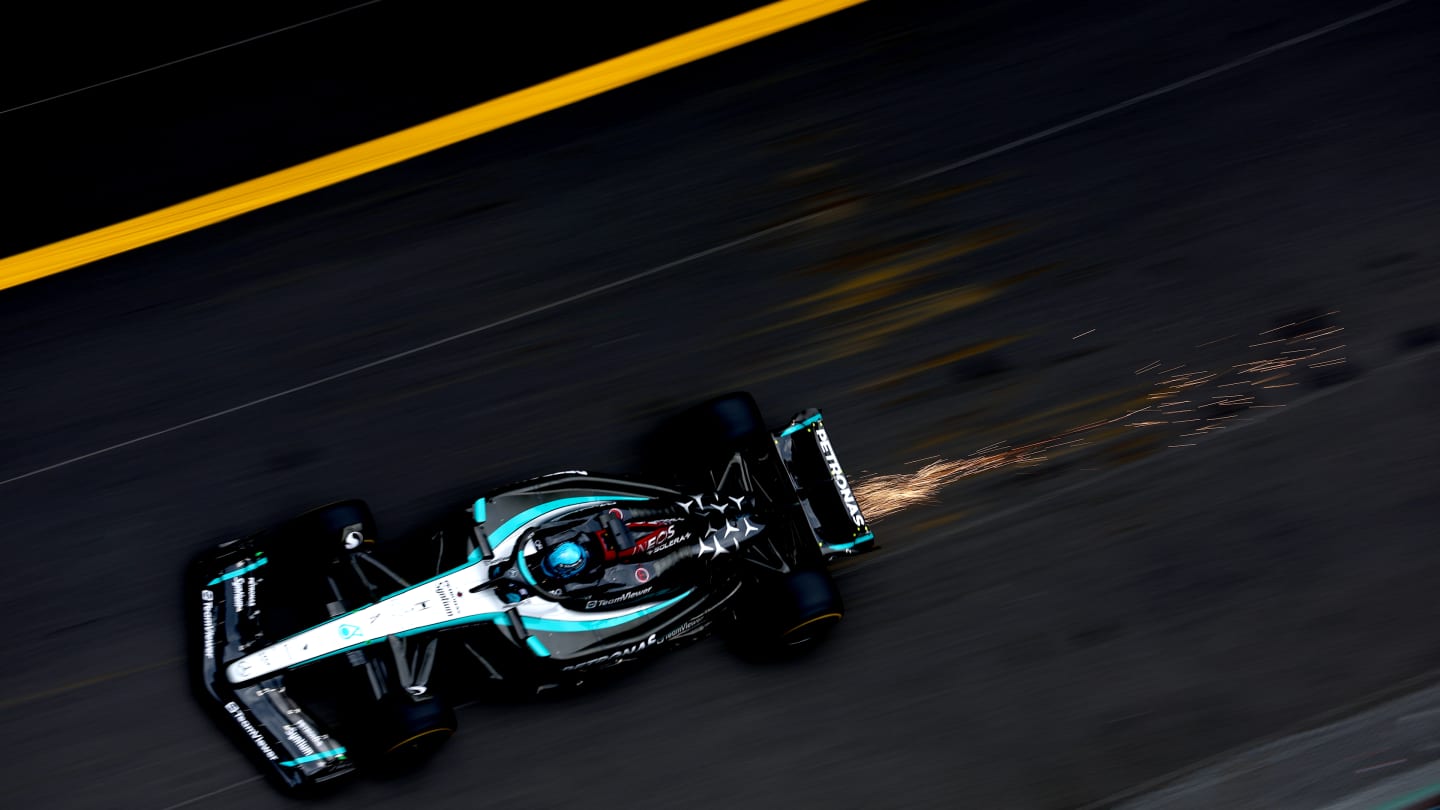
(189, 537, 356, 793)
(774, 409, 876, 558)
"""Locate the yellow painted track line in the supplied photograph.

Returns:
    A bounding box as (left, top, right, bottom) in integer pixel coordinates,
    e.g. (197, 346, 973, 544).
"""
(0, 0, 866, 293)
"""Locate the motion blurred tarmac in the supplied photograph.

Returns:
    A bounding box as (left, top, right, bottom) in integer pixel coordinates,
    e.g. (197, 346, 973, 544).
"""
(2, 1, 1438, 807)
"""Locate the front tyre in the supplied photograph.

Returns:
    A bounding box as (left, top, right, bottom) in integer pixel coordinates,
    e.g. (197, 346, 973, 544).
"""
(292, 500, 377, 556)
(364, 695, 456, 773)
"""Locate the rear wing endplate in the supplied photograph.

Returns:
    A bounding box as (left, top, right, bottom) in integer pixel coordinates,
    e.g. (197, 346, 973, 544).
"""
(774, 409, 876, 558)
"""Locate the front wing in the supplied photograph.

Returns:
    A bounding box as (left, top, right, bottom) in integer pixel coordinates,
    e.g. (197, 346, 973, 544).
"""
(190, 536, 355, 792)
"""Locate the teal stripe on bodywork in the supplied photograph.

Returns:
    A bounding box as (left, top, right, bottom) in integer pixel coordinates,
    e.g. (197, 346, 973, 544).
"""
(526, 636, 551, 657)
(280, 747, 347, 767)
(472, 498, 486, 523)
(517, 542, 540, 587)
(207, 556, 268, 586)
(268, 494, 679, 672)
(393, 612, 508, 638)
(1371, 781, 1440, 810)
(298, 637, 384, 666)
(779, 412, 823, 437)
(468, 495, 650, 562)
(316, 495, 652, 605)
(388, 590, 693, 641)
(285, 592, 694, 669)
(825, 532, 873, 551)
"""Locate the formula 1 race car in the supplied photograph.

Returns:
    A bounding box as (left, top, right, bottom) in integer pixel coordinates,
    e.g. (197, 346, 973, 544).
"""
(189, 393, 874, 792)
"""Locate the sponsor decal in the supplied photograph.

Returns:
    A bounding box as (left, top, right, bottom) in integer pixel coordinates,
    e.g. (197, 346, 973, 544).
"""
(338, 624, 362, 640)
(224, 701, 278, 761)
(283, 724, 317, 758)
(644, 531, 685, 554)
(435, 580, 459, 617)
(560, 634, 659, 672)
(227, 574, 260, 612)
(201, 590, 216, 659)
(815, 427, 864, 526)
(634, 567, 650, 584)
(585, 586, 652, 610)
(662, 613, 711, 642)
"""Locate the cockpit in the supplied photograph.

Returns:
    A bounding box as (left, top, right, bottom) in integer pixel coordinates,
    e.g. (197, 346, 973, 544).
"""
(516, 507, 679, 606)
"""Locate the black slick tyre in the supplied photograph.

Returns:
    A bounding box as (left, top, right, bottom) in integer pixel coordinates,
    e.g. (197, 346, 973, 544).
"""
(683, 391, 770, 466)
(272, 501, 378, 573)
(364, 695, 457, 773)
(695, 391, 768, 445)
(730, 565, 844, 659)
(293, 500, 377, 555)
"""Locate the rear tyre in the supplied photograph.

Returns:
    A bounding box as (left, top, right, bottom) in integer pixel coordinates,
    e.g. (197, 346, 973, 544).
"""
(729, 565, 845, 660)
(681, 391, 770, 464)
(677, 391, 795, 495)
(695, 391, 768, 445)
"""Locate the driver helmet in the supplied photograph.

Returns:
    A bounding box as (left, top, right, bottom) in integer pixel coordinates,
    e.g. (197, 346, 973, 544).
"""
(542, 540, 590, 579)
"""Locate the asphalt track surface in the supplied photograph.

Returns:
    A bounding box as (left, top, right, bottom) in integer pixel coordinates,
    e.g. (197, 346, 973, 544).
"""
(3, 1, 1439, 808)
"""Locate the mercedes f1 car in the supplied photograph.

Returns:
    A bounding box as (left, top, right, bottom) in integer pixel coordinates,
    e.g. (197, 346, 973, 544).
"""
(189, 393, 874, 792)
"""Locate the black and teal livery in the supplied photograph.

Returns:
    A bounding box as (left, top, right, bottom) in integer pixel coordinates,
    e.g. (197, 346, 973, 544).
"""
(188, 392, 874, 794)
